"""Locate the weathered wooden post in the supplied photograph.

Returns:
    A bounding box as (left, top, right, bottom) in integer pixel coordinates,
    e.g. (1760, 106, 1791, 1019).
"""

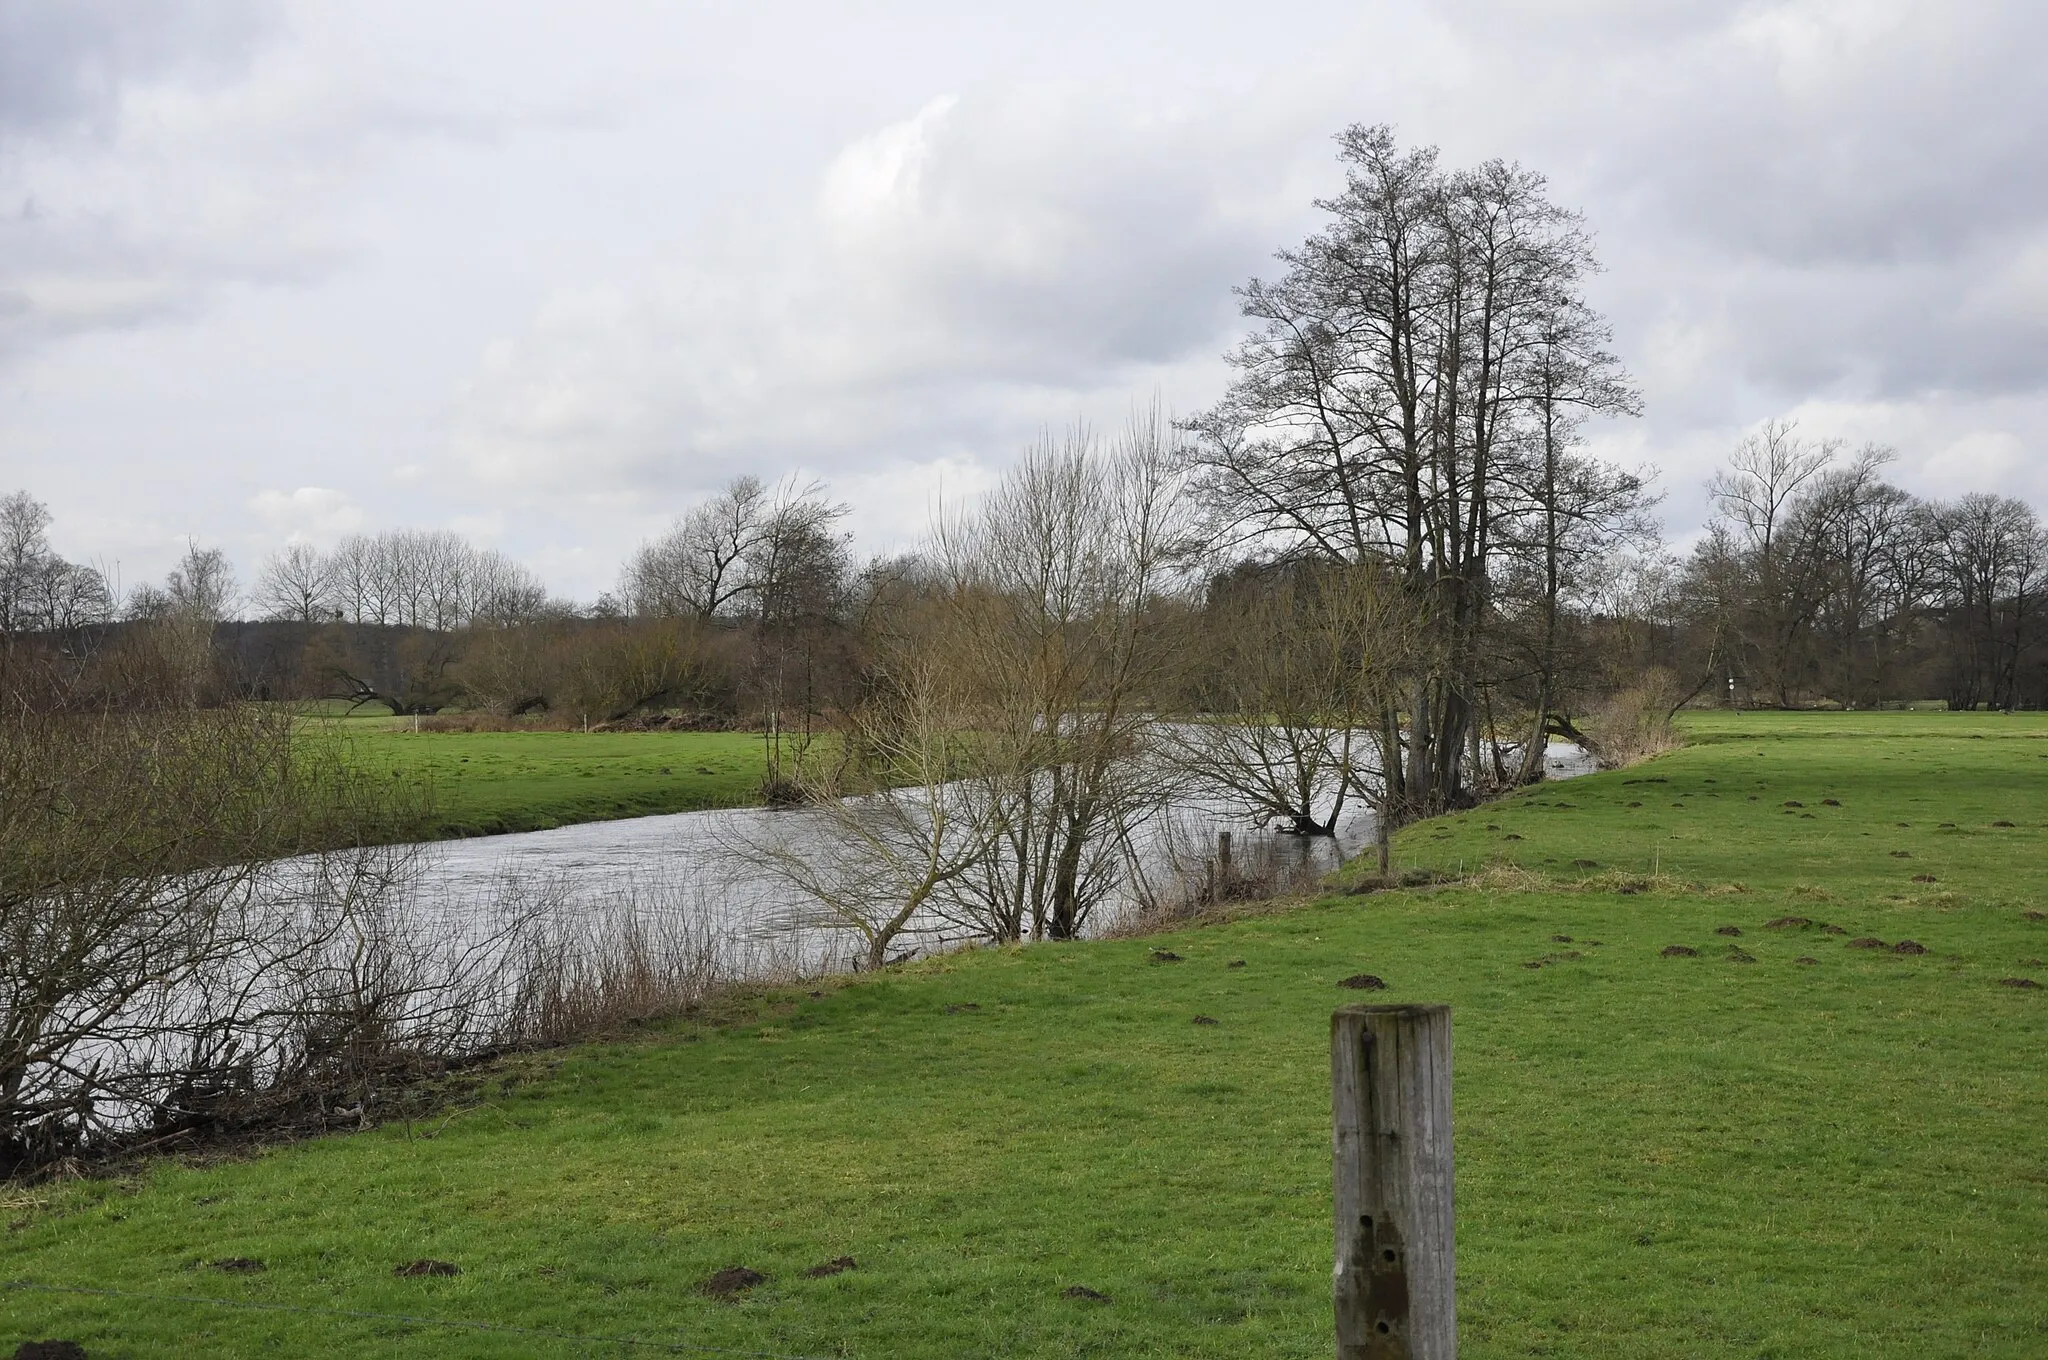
(1332, 1003, 1455, 1359)
(1217, 831, 1233, 881)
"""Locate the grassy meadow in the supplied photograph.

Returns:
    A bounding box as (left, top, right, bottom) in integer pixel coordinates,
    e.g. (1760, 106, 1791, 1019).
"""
(4, 711, 2044, 1356)
(321, 720, 771, 839)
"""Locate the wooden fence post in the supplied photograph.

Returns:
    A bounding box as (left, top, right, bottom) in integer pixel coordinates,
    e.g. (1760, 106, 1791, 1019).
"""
(1332, 1003, 1455, 1359)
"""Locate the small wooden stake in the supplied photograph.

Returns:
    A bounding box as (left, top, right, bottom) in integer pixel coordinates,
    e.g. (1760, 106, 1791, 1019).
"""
(1332, 1003, 1455, 1359)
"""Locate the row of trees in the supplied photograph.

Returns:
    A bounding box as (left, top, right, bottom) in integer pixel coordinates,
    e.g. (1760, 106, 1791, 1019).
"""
(1672, 421, 2048, 711)
(7, 128, 2047, 746)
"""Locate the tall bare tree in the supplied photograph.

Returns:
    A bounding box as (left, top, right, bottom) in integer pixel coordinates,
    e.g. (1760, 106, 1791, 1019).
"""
(1186, 125, 1640, 812)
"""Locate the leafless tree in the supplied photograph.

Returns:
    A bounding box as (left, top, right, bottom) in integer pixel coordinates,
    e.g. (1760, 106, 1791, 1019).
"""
(1171, 561, 1415, 845)
(732, 655, 994, 970)
(254, 542, 340, 623)
(0, 653, 427, 1172)
(165, 541, 238, 622)
(924, 411, 1194, 941)
(0, 492, 113, 637)
(1185, 125, 1641, 813)
(619, 477, 849, 624)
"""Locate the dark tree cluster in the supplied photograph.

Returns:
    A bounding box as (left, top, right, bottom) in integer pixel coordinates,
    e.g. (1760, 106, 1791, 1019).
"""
(1660, 422, 2048, 712)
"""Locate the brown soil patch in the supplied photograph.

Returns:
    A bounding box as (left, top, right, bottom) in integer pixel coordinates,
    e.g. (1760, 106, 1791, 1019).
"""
(1191, 1015, 1219, 1025)
(1822, 798, 1841, 806)
(700, 1266, 767, 1297)
(804, 1257, 857, 1278)
(1764, 916, 1811, 929)
(1783, 800, 1804, 808)
(1892, 940, 1929, 955)
(1226, 959, 1247, 968)
(1337, 974, 1388, 990)
(1819, 924, 1848, 935)
(1998, 977, 2042, 989)
(1503, 833, 1523, 841)
(1551, 934, 1573, 942)
(209, 1258, 266, 1274)
(13, 1344, 88, 1360)
(394, 1260, 460, 1277)
(1796, 956, 1820, 965)
(1062, 1286, 1112, 1302)
(1725, 948, 1756, 963)
(1992, 820, 2016, 828)
(1149, 950, 1183, 963)
(1715, 925, 1743, 936)
(1659, 945, 1698, 958)
(1846, 938, 1887, 949)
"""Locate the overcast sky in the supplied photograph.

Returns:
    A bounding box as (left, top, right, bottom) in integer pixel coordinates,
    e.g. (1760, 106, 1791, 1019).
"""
(3, 0, 2045, 601)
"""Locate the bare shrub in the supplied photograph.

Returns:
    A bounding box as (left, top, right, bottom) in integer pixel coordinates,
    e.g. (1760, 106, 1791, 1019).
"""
(0, 652, 439, 1173)
(1582, 668, 1684, 768)
(492, 873, 773, 1045)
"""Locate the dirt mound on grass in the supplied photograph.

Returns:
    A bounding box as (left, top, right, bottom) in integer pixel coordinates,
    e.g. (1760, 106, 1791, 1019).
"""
(1061, 1286, 1112, 1302)
(1337, 974, 1387, 990)
(1846, 938, 1887, 949)
(1998, 977, 2041, 989)
(1892, 940, 1929, 955)
(13, 1343, 87, 1360)
(700, 1266, 767, 1297)
(1659, 945, 1698, 957)
(805, 1257, 856, 1278)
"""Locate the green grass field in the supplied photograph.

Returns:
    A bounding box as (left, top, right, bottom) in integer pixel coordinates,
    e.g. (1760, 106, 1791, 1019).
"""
(322, 723, 771, 839)
(5, 712, 2044, 1356)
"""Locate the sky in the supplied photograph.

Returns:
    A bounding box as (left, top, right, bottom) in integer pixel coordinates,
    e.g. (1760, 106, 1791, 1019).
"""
(3, 0, 2045, 603)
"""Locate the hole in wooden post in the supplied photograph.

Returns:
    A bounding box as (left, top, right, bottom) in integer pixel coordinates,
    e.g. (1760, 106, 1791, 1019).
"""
(1382, 1249, 1396, 1262)
(1360, 1215, 1373, 1228)
(1377, 1322, 1391, 1334)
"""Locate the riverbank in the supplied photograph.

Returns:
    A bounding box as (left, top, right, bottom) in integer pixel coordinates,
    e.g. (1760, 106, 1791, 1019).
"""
(324, 721, 773, 840)
(6, 711, 2043, 1357)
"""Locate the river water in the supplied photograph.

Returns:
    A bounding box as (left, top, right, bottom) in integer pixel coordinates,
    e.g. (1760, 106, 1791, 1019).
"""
(396, 739, 1594, 971)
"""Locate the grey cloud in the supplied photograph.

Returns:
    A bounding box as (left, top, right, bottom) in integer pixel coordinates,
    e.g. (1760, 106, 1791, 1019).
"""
(0, 0, 268, 143)
(6, 0, 2047, 601)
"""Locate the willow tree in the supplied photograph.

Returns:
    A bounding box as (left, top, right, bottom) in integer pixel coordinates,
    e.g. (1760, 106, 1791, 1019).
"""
(1186, 125, 1641, 812)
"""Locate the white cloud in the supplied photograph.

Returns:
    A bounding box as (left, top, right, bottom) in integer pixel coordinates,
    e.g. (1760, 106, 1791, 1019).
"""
(248, 485, 364, 543)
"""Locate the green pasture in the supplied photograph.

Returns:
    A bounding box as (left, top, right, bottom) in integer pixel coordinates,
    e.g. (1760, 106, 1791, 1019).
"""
(4, 713, 2044, 1356)
(319, 725, 770, 840)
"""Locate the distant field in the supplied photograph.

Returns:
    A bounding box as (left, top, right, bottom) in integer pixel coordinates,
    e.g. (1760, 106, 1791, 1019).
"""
(317, 722, 772, 839)
(5, 711, 2043, 1356)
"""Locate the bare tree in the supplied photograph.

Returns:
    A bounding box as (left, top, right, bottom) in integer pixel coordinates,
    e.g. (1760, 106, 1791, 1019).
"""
(1185, 125, 1640, 813)
(622, 477, 763, 619)
(0, 493, 113, 637)
(1172, 561, 1415, 840)
(734, 656, 993, 971)
(165, 541, 238, 622)
(927, 411, 1193, 941)
(254, 542, 340, 623)
(0, 653, 424, 1171)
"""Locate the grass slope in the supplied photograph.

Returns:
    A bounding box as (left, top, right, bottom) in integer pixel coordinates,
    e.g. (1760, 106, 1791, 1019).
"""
(328, 725, 770, 839)
(6, 714, 2045, 1356)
